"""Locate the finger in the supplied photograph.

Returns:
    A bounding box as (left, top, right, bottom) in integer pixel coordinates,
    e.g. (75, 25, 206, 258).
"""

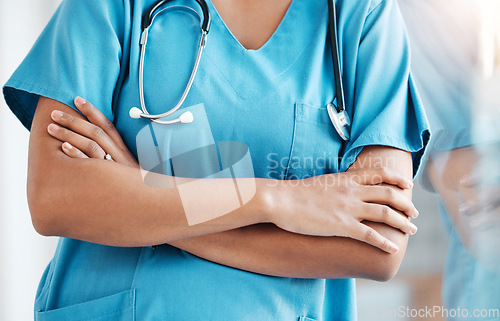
(48, 123, 106, 159)
(73, 97, 128, 150)
(349, 223, 400, 254)
(362, 203, 418, 235)
(460, 171, 500, 188)
(62, 142, 89, 159)
(51, 110, 129, 164)
(361, 185, 419, 219)
(353, 167, 413, 190)
(460, 188, 500, 216)
(470, 212, 500, 231)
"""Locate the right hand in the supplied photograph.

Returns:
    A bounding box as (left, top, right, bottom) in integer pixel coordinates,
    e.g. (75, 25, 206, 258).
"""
(265, 168, 418, 254)
(47, 97, 139, 168)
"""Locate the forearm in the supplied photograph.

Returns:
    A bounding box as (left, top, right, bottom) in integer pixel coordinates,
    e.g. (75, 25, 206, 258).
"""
(171, 221, 407, 280)
(28, 97, 266, 246)
(173, 146, 413, 280)
(32, 97, 415, 260)
(30, 157, 267, 247)
(426, 145, 495, 246)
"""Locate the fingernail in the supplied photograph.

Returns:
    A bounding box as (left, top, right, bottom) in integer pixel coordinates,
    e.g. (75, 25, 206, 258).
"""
(413, 209, 419, 218)
(51, 110, 63, 120)
(410, 224, 418, 234)
(48, 124, 59, 133)
(76, 96, 87, 105)
(459, 203, 471, 216)
(63, 142, 72, 150)
(407, 180, 414, 189)
(390, 243, 400, 253)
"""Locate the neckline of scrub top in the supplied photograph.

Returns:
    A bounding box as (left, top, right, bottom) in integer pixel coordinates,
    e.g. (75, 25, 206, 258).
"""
(204, 0, 326, 97)
(207, 0, 298, 52)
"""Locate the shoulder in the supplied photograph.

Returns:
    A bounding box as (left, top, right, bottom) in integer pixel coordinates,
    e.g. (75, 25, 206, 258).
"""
(338, 0, 400, 19)
(56, 0, 129, 21)
(336, 0, 399, 27)
(367, 0, 400, 14)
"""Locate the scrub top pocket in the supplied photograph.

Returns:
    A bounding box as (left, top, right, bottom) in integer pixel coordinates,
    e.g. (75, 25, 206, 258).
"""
(285, 103, 343, 180)
(35, 289, 135, 321)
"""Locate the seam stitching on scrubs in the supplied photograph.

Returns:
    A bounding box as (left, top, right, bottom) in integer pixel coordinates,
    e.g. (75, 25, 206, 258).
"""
(40, 244, 61, 312)
(366, 0, 385, 18)
(352, 133, 423, 149)
(295, 102, 332, 125)
(4, 88, 32, 129)
(75, 306, 133, 321)
(6, 79, 81, 119)
(129, 247, 146, 297)
(284, 102, 300, 179)
(202, 54, 247, 100)
(131, 288, 136, 321)
(270, 36, 315, 81)
(340, 133, 425, 172)
(8, 78, 74, 98)
(202, 35, 315, 100)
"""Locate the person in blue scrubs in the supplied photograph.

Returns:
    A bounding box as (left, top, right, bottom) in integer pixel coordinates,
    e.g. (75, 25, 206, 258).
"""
(3, 0, 429, 320)
(399, 1, 500, 319)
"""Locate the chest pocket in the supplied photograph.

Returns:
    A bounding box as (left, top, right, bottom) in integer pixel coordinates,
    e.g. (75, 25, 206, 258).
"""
(285, 102, 343, 180)
(35, 289, 135, 321)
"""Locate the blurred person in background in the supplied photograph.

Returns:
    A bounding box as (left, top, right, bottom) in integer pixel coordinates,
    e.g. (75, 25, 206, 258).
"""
(398, 0, 500, 319)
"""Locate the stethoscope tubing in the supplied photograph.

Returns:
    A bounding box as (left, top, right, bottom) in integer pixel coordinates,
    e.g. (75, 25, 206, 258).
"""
(328, 0, 345, 114)
(143, 0, 211, 32)
(138, 10, 207, 123)
(136, 2, 210, 124)
(134, 0, 349, 140)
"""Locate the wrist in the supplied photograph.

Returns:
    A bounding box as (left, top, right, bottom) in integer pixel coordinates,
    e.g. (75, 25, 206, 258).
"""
(253, 178, 281, 224)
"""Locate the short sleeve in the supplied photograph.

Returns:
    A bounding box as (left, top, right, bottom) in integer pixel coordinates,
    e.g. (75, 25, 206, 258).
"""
(339, 0, 430, 177)
(2, 0, 125, 130)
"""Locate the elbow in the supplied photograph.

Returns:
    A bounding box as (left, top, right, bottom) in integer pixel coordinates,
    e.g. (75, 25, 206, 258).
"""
(358, 223, 408, 282)
(365, 242, 406, 282)
(369, 255, 403, 282)
(27, 180, 62, 237)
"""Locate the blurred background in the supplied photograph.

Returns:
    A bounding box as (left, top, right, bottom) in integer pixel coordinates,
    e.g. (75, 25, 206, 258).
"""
(0, 1, 61, 321)
(0, 0, 498, 320)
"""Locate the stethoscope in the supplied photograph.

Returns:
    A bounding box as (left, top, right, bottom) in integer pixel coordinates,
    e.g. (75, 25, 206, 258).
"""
(129, 0, 351, 141)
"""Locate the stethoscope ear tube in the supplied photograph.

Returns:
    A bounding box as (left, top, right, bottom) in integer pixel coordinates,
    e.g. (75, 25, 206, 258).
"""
(142, 0, 211, 33)
(327, 0, 345, 114)
(327, 0, 350, 141)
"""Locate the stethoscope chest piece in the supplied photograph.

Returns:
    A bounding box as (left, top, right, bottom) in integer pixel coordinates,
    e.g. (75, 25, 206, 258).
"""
(327, 103, 350, 141)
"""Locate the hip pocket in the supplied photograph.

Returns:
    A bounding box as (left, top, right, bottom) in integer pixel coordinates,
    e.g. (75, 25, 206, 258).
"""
(35, 289, 135, 321)
(285, 102, 343, 179)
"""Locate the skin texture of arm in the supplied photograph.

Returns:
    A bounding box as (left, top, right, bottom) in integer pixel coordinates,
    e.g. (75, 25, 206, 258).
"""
(28, 98, 267, 247)
(171, 146, 413, 281)
(30, 97, 415, 280)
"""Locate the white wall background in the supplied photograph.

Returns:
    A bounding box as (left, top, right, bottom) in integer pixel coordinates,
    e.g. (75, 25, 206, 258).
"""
(0, 1, 446, 320)
(0, 1, 61, 320)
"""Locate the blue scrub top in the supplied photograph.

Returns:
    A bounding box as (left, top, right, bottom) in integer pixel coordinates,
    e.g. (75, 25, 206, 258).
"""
(3, 0, 429, 320)
(438, 204, 500, 321)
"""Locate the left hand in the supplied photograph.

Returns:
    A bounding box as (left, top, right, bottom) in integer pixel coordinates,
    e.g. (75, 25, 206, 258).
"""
(459, 168, 500, 218)
(47, 96, 139, 168)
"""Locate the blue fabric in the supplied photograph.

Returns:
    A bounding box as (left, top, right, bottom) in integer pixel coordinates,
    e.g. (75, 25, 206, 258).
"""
(3, 0, 429, 320)
(438, 203, 500, 321)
